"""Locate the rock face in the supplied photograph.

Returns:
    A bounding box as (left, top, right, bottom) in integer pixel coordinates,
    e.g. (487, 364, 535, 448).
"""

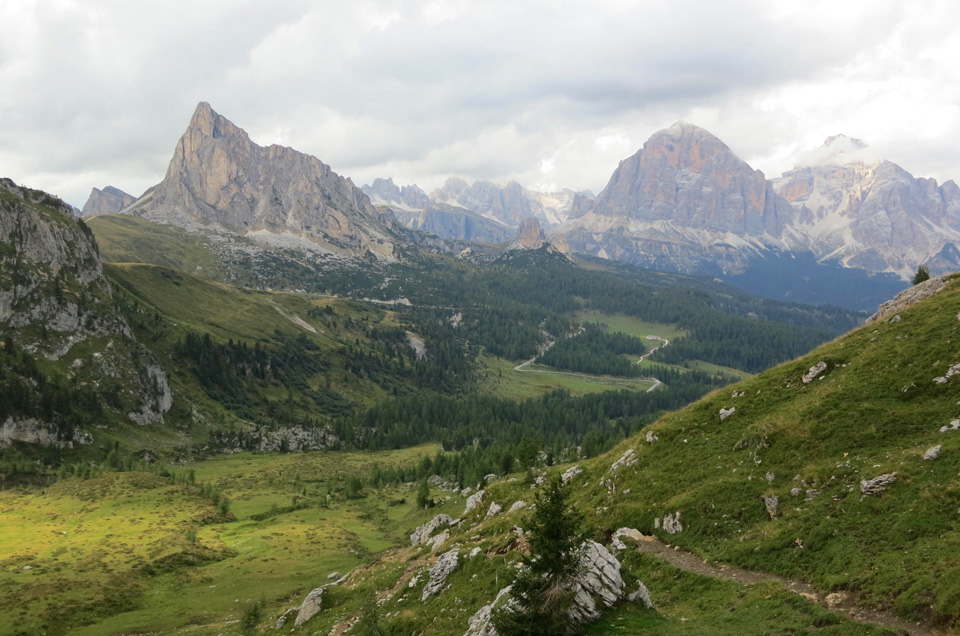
(124, 102, 396, 260)
(80, 186, 137, 216)
(568, 540, 627, 622)
(559, 122, 796, 274)
(81, 186, 136, 217)
(411, 514, 455, 546)
(464, 490, 485, 514)
(866, 276, 946, 323)
(516, 217, 546, 249)
(403, 204, 515, 243)
(432, 178, 582, 228)
(464, 585, 513, 636)
(421, 548, 459, 602)
(0, 179, 172, 444)
(362, 177, 430, 211)
(772, 136, 960, 279)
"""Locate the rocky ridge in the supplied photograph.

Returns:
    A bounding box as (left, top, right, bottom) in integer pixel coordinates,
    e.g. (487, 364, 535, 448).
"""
(81, 185, 136, 217)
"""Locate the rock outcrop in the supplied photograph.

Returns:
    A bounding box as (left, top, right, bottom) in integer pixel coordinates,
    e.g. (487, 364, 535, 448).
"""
(293, 585, 328, 627)
(81, 186, 136, 217)
(123, 102, 396, 260)
(516, 217, 546, 249)
(860, 472, 897, 497)
(802, 361, 828, 384)
(411, 514, 455, 546)
(421, 548, 459, 602)
(866, 276, 947, 323)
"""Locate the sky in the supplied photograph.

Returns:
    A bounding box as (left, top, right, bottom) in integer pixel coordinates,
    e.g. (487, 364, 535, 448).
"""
(1, 0, 959, 209)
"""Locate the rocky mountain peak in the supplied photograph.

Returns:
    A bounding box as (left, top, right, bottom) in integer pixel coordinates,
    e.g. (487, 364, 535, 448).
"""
(516, 217, 545, 249)
(81, 185, 136, 217)
(123, 102, 396, 260)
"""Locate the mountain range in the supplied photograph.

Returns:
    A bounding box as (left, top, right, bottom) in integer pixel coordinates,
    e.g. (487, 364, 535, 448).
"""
(79, 103, 960, 310)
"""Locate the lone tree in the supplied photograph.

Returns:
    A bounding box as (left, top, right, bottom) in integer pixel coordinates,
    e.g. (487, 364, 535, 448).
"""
(913, 263, 931, 285)
(492, 475, 587, 636)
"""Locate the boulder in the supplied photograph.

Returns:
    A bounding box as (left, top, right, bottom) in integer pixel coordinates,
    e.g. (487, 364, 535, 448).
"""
(568, 541, 627, 622)
(561, 465, 583, 483)
(611, 527, 646, 553)
(924, 445, 942, 461)
(428, 529, 451, 550)
(860, 472, 897, 497)
(463, 585, 513, 636)
(933, 363, 960, 384)
(762, 495, 779, 518)
(411, 514, 455, 546)
(275, 607, 297, 630)
(645, 430, 659, 443)
(508, 500, 527, 513)
(464, 490, 485, 514)
(660, 511, 682, 534)
(486, 502, 503, 519)
(719, 407, 735, 421)
(422, 548, 460, 602)
(940, 419, 960, 433)
(802, 360, 827, 384)
(294, 585, 328, 627)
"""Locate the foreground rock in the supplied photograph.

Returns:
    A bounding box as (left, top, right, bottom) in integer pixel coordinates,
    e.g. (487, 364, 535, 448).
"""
(867, 276, 946, 323)
(293, 585, 328, 627)
(860, 473, 897, 497)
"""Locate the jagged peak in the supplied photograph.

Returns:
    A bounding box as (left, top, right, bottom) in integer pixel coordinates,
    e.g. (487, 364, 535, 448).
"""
(794, 134, 879, 169)
(185, 101, 247, 142)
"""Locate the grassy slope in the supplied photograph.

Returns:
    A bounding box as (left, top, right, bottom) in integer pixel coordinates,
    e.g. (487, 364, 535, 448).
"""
(282, 279, 960, 636)
(0, 445, 453, 636)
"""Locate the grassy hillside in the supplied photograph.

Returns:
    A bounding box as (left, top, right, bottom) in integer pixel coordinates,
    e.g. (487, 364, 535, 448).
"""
(247, 277, 959, 635)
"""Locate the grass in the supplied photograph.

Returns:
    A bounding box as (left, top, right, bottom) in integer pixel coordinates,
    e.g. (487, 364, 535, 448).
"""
(0, 445, 454, 636)
(572, 310, 688, 341)
(86, 215, 228, 281)
(478, 353, 655, 400)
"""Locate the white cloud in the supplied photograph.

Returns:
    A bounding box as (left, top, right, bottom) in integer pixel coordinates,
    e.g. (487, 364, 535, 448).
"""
(1, 0, 959, 207)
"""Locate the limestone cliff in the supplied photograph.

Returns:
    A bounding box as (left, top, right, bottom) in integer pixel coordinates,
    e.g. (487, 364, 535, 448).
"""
(124, 102, 396, 260)
(0, 179, 171, 446)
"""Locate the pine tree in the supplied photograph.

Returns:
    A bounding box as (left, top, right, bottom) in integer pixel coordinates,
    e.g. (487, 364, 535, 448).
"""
(492, 475, 586, 636)
(913, 263, 931, 285)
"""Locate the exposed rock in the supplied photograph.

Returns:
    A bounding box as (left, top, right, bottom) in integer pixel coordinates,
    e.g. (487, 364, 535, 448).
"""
(421, 548, 459, 602)
(275, 607, 297, 630)
(485, 502, 503, 519)
(790, 487, 802, 497)
(923, 445, 942, 461)
(254, 425, 338, 453)
(327, 571, 342, 580)
(802, 360, 828, 384)
(469, 546, 482, 559)
(609, 448, 638, 473)
(562, 465, 583, 483)
(645, 430, 659, 443)
(661, 511, 683, 534)
(428, 530, 451, 550)
(719, 407, 736, 421)
(933, 363, 960, 384)
(627, 583, 653, 608)
(81, 185, 136, 217)
(508, 500, 527, 513)
(411, 514, 455, 546)
(867, 276, 946, 323)
(762, 495, 779, 518)
(765, 472, 775, 483)
(125, 102, 396, 260)
(294, 585, 328, 627)
(940, 419, 960, 433)
(568, 541, 627, 622)
(611, 527, 646, 553)
(860, 472, 897, 497)
(464, 490, 485, 514)
(515, 217, 546, 249)
(463, 585, 513, 636)
(825, 592, 848, 609)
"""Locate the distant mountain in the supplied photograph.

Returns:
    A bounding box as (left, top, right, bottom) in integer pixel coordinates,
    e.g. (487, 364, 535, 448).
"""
(771, 135, 960, 278)
(122, 102, 397, 260)
(404, 203, 515, 243)
(362, 177, 430, 212)
(81, 185, 136, 217)
(558, 121, 797, 274)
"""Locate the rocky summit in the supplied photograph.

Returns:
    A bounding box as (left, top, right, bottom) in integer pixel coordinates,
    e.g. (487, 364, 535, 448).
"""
(558, 122, 796, 273)
(122, 102, 397, 260)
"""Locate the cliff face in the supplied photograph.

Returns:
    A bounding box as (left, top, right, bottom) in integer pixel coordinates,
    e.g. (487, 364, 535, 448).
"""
(125, 102, 397, 260)
(0, 179, 171, 446)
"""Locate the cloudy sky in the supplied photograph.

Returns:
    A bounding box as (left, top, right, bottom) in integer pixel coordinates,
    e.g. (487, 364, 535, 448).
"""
(1, 0, 958, 208)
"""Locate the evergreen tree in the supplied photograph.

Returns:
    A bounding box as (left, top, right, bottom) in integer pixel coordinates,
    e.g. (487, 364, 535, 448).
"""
(492, 475, 586, 636)
(416, 479, 433, 509)
(913, 263, 931, 285)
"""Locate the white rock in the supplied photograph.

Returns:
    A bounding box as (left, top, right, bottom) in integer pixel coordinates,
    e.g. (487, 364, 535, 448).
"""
(611, 527, 646, 553)
(645, 430, 658, 443)
(485, 502, 503, 519)
(719, 407, 735, 421)
(411, 514, 454, 546)
(923, 445, 942, 461)
(609, 448, 638, 473)
(561, 465, 583, 483)
(421, 548, 459, 602)
(802, 360, 828, 384)
(508, 500, 527, 513)
(662, 511, 682, 534)
(294, 585, 327, 627)
(860, 472, 897, 497)
(464, 490, 485, 514)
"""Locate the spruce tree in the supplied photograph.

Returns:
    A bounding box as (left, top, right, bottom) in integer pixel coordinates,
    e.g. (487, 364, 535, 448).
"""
(913, 263, 931, 285)
(492, 475, 586, 636)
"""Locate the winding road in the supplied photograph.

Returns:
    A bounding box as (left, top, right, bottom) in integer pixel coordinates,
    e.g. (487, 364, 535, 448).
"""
(513, 330, 671, 393)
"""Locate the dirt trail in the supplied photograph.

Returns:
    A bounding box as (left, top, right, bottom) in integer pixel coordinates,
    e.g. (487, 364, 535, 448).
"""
(632, 536, 943, 636)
